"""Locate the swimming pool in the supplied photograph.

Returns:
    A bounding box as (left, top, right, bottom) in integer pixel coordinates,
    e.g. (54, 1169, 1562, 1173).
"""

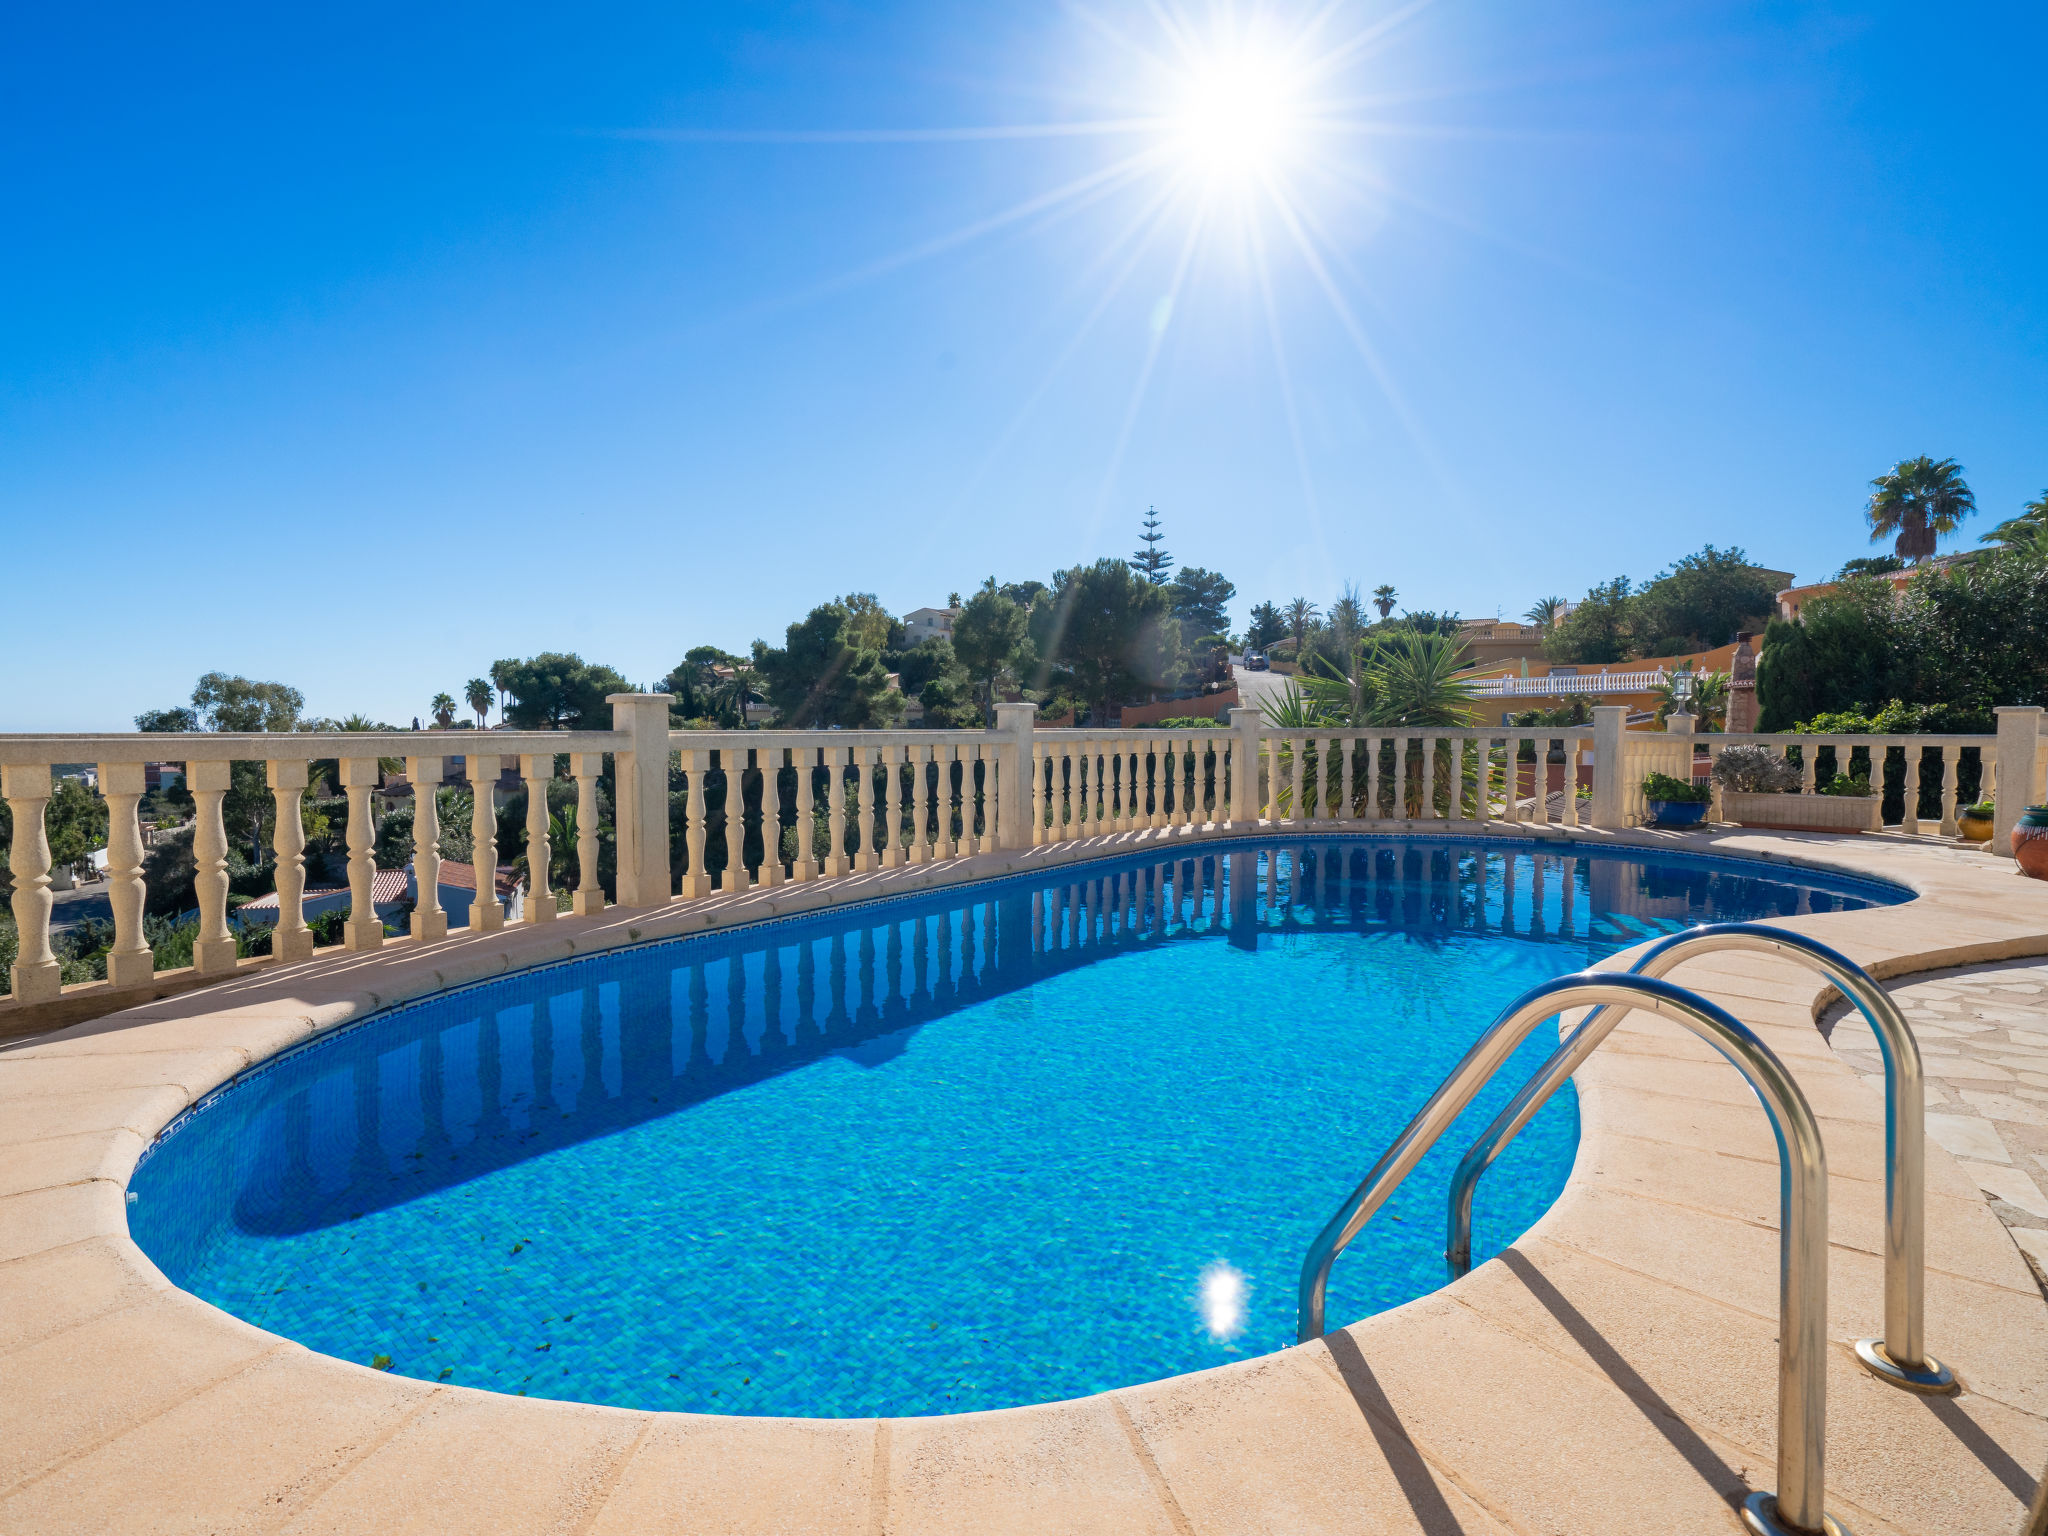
(129, 838, 1900, 1418)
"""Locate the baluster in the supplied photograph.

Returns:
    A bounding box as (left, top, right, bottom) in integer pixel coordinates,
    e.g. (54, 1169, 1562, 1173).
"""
(722, 747, 750, 890)
(96, 762, 154, 985)
(2, 765, 61, 1001)
(1799, 739, 1817, 795)
(1074, 742, 1091, 836)
(870, 745, 894, 869)
(1422, 736, 1439, 820)
(1982, 748, 1997, 817)
(1566, 739, 1584, 827)
(1393, 736, 1410, 821)
(983, 745, 999, 856)
(407, 755, 448, 941)
(826, 747, 850, 876)
(1899, 742, 1921, 835)
(680, 748, 710, 897)
(1533, 738, 1552, 827)
(795, 748, 819, 881)
(1336, 735, 1354, 823)
(1448, 737, 1465, 822)
(266, 760, 313, 962)
(850, 748, 876, 873)
(339, 757, 382, 952)
(1939, 745, 1961, 836)
(1147, 738, 1166, 831)
(910, 744, 932, 862)
(1030, 744, 1048, 843)
(930, 744, 952, 857)
(521, 754, 556, 922)
(468, 755, 504, 930)
(760, 747, 786, 886)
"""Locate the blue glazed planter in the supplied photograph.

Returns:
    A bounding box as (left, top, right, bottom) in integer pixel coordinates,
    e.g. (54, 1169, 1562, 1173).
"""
(1649, 800, 1709, 827)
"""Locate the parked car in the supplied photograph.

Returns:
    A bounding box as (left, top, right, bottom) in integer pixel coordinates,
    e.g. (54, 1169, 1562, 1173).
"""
(1245, 652, 1269, 671)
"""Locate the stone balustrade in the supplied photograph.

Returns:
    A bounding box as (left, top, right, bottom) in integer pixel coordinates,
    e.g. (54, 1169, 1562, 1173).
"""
(1618, 714, 2046, 838)
(2, 699, 2042, 1013)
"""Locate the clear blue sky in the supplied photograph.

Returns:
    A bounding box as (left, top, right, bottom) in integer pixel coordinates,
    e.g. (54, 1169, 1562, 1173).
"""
(5, 3, 2043, 729)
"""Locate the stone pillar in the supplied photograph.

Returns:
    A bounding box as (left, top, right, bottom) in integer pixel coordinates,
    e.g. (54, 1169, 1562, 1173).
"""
(2, 764, 61, 1002)
(993, 702, 1036, 850)
(1228, 707, 1263, 825)
(1589, 705, 1628, 830)
(571, 752, 605, 915)
(189, 761, 238, 974)
(467, 754, 504, 931)
(1727, 632, 1759, 735)
(340, 758, 384, 952)
(607, 693, 675, 908)
(97, 761, 153, 988)
(1994, 707, 2045, 859)
(520, 753, 556, 922)
(268, 759, 315, 961)
(406, 756, 448, 943)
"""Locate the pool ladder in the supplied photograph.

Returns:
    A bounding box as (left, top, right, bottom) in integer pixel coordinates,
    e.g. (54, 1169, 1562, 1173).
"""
(1295, 923, 1953, 1536)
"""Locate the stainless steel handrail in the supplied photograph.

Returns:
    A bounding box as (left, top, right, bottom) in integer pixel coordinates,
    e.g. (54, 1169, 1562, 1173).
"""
(1444, 921, 1953, 1395)
(1296, 972, 1846, 1536)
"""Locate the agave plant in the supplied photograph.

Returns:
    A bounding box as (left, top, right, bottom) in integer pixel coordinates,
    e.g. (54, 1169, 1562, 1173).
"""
(1275, 633, 1481, 816)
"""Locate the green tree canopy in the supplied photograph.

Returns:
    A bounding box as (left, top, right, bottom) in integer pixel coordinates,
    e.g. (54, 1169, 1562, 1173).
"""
(464, 678, 493, 727)
(1625, 545, 1780, 654)
(1755, 549, 2048, 729)
(135, 706, 199, 732)
(1168, 566, 1236, 639)
(753, 603, 903, 728)
(950, 584, 1031, 723)
(45, 778, 109, 868)
(1037, 558, 1180, 717)
(499, 653, 631, 729)
(833, 593, 900, 653)
(191, 673, 303, 732)
(1244, 601, 1286, 650)
(1544, 577, 1634, 664)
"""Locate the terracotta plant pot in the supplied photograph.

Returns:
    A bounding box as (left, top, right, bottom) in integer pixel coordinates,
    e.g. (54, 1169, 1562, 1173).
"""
(2015, 806, 2048, 880)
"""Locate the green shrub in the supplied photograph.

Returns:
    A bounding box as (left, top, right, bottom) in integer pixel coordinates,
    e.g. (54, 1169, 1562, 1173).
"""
(1641, 771, 1710, 804)
(1819, 773, 1873, 798)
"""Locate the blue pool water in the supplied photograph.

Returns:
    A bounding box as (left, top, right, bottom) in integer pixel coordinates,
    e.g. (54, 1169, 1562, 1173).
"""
(130, 838, 1900, 1417)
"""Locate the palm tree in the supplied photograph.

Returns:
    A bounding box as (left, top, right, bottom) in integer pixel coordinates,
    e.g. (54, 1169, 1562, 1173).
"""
(489, 659, 515, 718)
(464, 678, 493, 729)
(1981, 489, 2048, 552)
(1371, 583, 1398, 620)
(1524, 596, 1566, 628)
(430, 692, 457, 729)
(1328, 583, 1365, 643)
(1283, 597, 1319, 650)
(1866, 456, 1976, 562)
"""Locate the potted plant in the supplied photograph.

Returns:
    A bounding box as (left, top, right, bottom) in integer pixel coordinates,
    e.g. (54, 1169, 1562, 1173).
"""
(2015, 806, 2048, 880)
(1712, 744, 1882, 833)
(1959, 801, 1995, 844)
(1641, 771, 1710, 827)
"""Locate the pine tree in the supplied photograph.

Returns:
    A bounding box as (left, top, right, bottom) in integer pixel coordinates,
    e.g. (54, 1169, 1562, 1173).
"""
(1129, 507, 1173, 582)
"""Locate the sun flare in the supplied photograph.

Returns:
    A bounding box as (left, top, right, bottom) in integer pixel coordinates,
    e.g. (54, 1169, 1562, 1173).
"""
(1168, 44, 1304, 179)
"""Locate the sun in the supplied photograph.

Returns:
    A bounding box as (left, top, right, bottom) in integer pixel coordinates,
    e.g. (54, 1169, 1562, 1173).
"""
(1167, 43, 1304, 181)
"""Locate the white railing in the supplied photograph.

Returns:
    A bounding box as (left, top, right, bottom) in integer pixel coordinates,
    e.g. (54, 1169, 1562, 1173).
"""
(1468, 670, 1670, 697)
(2, 700, 2042, 1016)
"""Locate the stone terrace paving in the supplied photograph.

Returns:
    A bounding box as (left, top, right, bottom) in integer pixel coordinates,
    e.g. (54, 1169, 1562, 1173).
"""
(1830, 958, 2048, 1288)
(2, 821, 2047, 1535)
